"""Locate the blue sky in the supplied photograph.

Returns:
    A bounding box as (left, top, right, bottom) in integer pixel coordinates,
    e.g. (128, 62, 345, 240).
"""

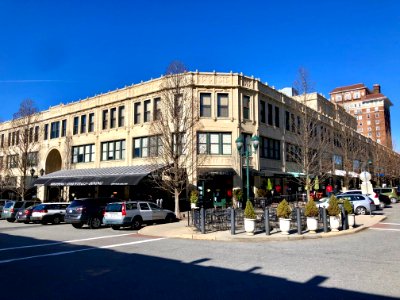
(1, 0, 399, 150)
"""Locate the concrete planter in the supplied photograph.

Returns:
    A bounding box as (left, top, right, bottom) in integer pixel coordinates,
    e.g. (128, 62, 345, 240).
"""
(329, 215, 340, 232)
(279, 218, 291, 235)
(306, 217, 318, 233)
(244, 218, 256, 235)
(348, 214, 355, 229)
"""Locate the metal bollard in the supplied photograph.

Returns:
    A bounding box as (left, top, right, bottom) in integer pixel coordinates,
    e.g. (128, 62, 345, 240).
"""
(231, 208, 236, 235)
(265, 207, 270, 235)
(323, 207, 328, 233)
(200, 207, 205, 234)
(341, 206, 348, 230)
(297, 207, 302, 235)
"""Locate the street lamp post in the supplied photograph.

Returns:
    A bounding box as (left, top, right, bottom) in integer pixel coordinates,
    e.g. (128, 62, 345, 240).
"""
(235, 135, 260, 202)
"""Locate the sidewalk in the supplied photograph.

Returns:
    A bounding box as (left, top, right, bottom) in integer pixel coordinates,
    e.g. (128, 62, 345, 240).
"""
(138, 214, 386, 242)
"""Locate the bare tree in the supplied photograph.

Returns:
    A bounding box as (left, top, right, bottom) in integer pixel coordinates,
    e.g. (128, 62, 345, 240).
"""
(287, 68, 332, 201)
(148, 61, 203, 217)
(3, 99, 41, 199)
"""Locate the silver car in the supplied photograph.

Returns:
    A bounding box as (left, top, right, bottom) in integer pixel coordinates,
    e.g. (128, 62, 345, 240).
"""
(316, 194, 375, 215)
(103, 201, 176, 230)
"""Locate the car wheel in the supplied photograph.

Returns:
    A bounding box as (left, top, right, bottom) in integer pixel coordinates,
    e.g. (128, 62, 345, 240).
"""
(89, 217, 101, 229)
(41, 220, 47, 225)
(165, 214, 175, 223)
(111, 225, 121, 230)
(23, 221, 29, 224)
(52, 215, 61, 225)
(355, 206, 367, 215)
(379, 202, 385, 209)
(6, 218, 15, 223)
(72, 223, 83, 229)
(391, 197, 397, 204)
(131, 217, 142, 230)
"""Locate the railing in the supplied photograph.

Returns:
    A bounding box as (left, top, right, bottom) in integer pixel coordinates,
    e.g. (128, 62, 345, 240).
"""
(189, 202, 348, 235)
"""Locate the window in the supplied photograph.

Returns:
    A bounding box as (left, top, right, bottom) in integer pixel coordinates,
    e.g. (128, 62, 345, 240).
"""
(8, 155, 18, 168)
(133, 136, 155, 158)
(134, 102, 141, 124)
(101, 140, 126, 161)
(274, 106, 280, 127)
(260, 101, 266, 123)
(366, 108, 370, 113)
(375, 113, 379, 118)
(333, 154, 343, 169)
(50, 121, 60, 139)
(243, 95, 250, 120)
(44, 124, 49, 140)
(110, 108, 117, 128)
(154, 98, 161, 120)
(367, 120, 371, 125)
(0, 156, 3, 170)
(0, 134, 3, 148)
(81, 115, 87, 133)
(72, 144, 95, 163)
(197, 132, 231, 155)
(217, 93, 229, 118)
(358, 128, 363, 132)
(375, 120, 380, 124)
(354, 91, 360, 99)
(102, 110, 108, 130)
(344, 92, 351, 100)
(335, 95, 342, 101)
(34, 126, 39, 142)
(261, 137, 280, 160)
(375, 106, 379, 112)
(200, 93, 211, 117)
(368, 132, 372, 137)
(368, 127, 372, 131)
(73, 117, 79, 135)
(267, 103, 273, 125)
(286, 143, 301, 162)
(285, 111, 290, 130)
(89, 113, 95, 132)
(27, 152, 38, 166)
(29, 128, 33, 143)
(376, 132, 381, 137)
(144, 100, 151, 122)
(376, 126, 380, 131)
(118, 106, 125, 127)
(377, 139, 381, 143)
(367, 114, 370, 119)
(358, 115, 363, 120)
(61, 119, 67, 137)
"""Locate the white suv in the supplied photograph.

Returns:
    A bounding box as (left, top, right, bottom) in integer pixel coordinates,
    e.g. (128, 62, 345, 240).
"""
(103, 201, 176, 230)
(31, 203, 69, 224)
(339, 190, 381, 208)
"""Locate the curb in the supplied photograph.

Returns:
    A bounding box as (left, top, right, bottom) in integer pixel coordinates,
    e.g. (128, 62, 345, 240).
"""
(139, 215, 387, 242)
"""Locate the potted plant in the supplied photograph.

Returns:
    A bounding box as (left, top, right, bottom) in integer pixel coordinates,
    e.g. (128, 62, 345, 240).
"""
(327, 195, 341, 232)
(304, 199, 319, 233)
(244, 200, 257, 235)
(276, 199, 292, 235)
(343, 199, 355, 229)
(189, 190, 199, 209)
(232, 188, 243, 209)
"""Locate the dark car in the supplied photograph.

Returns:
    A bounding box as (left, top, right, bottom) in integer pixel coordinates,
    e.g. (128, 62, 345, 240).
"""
(16, 205, 38, 223)
(65, 198, 120, 229)
(1, 200, 41, 222)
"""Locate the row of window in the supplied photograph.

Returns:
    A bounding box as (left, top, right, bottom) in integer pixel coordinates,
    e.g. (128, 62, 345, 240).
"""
(0, 152, 38, 169)
(0, 127, 40, 147)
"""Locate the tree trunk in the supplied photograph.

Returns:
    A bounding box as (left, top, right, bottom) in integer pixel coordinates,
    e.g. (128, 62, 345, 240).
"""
(174, 188, 181, 218)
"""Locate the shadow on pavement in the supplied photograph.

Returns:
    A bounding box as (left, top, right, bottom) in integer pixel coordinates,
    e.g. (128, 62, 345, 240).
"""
(0, 233, 397, 300)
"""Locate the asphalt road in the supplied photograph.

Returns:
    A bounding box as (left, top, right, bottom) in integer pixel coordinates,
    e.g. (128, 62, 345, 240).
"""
(0, 204, 399, 300)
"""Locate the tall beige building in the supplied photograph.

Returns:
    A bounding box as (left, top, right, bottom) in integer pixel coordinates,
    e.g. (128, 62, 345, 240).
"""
(330, 83, 393, 148)
(0, 72, 399, 205)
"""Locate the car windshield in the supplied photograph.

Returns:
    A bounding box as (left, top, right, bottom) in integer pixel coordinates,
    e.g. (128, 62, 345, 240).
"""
(4, 202, 14, 208)
(105, 203, 122, 212)
(68, 200, 90, 207)
(33, 204, 46, 210)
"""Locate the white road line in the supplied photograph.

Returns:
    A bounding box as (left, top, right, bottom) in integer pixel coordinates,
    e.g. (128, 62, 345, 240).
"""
(379, 222, 400, 226)
(0, 233, 135, 252)
(370, 228, 400, 232)
(0, 238, 165, 264)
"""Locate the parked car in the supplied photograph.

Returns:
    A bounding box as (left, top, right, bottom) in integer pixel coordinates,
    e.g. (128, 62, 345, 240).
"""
(31, 203, 69, 224)
(65, 198, 120, 229)
(316, 194, 376, 215)
(1, 200, 41, 222)
(373, 187, 399, 204)
(103, 201, 176, 230)
(338, 189, 383, 209)
(16, 205, 38, 224)
(0, 200, 11, 219)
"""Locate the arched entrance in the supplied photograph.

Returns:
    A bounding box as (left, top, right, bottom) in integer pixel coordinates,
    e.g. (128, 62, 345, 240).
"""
(45, 149, 63, 201)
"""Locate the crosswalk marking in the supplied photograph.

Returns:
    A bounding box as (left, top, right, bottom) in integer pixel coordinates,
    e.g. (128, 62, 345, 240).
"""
(0, 238, 165, 264)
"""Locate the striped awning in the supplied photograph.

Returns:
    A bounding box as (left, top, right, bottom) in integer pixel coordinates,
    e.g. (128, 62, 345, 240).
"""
(33, 164, 162, 186)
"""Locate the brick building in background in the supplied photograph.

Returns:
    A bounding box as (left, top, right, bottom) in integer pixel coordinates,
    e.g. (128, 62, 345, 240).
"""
(329, 83, 393, 149)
